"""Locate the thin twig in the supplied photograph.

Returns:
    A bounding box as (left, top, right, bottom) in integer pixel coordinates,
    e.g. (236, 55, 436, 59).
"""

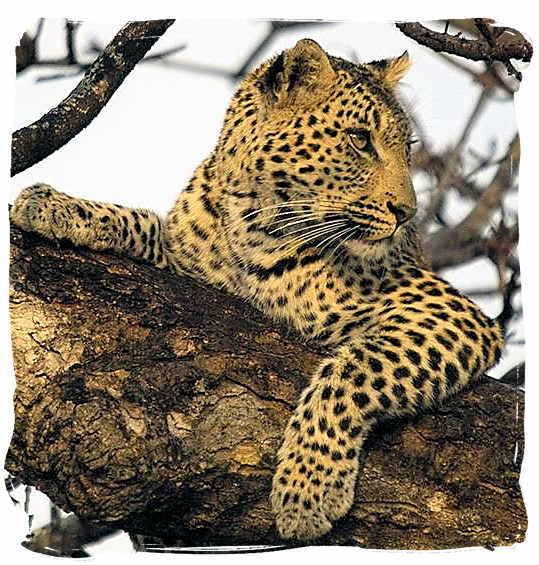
(428, 220, 518, 272)
(15, 18, 44, 73)
(420, 87, 491, 227)
(438, 52, 516, 95)
(497, 270, 520, 333)
(456, 136, 519, 238)
(65, 20, 81, 65)
(159, 20, 331, 82)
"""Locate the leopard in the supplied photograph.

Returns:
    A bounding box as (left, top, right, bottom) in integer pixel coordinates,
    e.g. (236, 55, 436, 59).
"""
(10, 39, 504, 542)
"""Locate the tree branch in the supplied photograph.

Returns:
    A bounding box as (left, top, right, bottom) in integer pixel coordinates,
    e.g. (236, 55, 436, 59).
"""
(424, 136, 519, 270)
(11, 19, 175, 177)
(419, 88, 491, 227)
(15, 18, 44, 73)
(473, 18, 524, 81)
(64, 19, 81, 66)
(158, 20, 332, 82)
(395, 22, 532, 80)
(7, 225, 526, 550)
(22, 514, 116, 558)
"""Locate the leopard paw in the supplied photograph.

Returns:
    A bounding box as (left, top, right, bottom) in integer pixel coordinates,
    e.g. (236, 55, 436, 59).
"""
(10, 183, 70, 240)
(270, 454, 358, 541)
(270, 481, 333, 541)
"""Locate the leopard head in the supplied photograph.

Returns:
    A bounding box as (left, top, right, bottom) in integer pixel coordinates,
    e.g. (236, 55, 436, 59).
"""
(217, 39, 418, 263)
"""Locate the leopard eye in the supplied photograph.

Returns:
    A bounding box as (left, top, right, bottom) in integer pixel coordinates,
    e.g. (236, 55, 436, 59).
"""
(346, 128, 374, 156)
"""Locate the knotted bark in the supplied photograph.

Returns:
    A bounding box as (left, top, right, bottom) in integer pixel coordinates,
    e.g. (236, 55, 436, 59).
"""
(6, 224, 526, 550)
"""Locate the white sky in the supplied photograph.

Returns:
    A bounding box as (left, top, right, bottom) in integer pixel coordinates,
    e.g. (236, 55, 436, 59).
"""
(2, 5, 537, 562)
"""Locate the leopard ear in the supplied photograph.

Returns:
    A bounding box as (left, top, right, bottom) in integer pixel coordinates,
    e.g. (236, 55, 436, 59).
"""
(262, 39, 335, 107)
(369, 51, 411, 87)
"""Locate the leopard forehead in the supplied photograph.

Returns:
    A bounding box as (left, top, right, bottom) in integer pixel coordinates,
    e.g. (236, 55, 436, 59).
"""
(222, 55, 412, 156)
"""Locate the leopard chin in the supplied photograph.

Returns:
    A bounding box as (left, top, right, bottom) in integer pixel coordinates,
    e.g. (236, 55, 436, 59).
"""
(345, 238, 392, 261)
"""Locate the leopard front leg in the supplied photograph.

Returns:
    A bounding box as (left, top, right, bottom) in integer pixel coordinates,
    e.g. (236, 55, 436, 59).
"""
(270, 344, 375, 541)
(11, 183, 168, 268)
(271, 291, 503, 541)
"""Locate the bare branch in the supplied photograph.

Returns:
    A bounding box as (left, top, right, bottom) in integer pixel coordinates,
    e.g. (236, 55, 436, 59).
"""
(11, 20, 175, 177)
(22, 514, 117, 557)
(419, 88, 491, 227)
(64, 19, 81, 65)
(456, 137, 519, 238)
(474, 18, 524, 81)
(425, 220, 518, 273)
(497, 270, 520, 333)
(395, 22, 532, 80)
(16, 19, 85, 75)
(160, 20, 332, 82)
(412, 146, 483, 200)
(15, 18, 44, 73)
(438, 52, 516, 95)
(424, 135, 519, 269)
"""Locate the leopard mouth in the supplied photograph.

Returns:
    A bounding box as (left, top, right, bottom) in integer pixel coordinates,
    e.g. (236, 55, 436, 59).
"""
(313, 215, 400, 253)
(343, 221, 399, 243)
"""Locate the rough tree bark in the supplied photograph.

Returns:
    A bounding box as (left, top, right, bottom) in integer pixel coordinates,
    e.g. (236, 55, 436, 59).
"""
(6, 224, 526, 550)
(395, 21, 533, 81)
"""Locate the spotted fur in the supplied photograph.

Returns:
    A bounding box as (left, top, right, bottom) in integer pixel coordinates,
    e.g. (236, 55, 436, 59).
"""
(11, 39, 503, 541)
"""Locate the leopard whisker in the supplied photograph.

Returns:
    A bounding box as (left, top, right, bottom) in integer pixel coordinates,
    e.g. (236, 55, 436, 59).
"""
(267, 209, 341, 227)
(247, 222, 346, 265)
(269, 216, 344, 235)
(274, 223, 348, 257)
(316, 224, 356, 254)
(328, 226, 359, 259)
(230, 199, 319, 222)
(280, 222, 347, 249)
(228, 199, 343, 228)
(224, 208, 344, 239)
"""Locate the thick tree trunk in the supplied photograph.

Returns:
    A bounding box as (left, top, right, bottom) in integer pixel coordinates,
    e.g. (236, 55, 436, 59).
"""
(7, 225, 526, 550)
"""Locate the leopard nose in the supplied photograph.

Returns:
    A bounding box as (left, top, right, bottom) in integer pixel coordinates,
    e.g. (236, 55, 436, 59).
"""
(387, 202, 416, 226)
